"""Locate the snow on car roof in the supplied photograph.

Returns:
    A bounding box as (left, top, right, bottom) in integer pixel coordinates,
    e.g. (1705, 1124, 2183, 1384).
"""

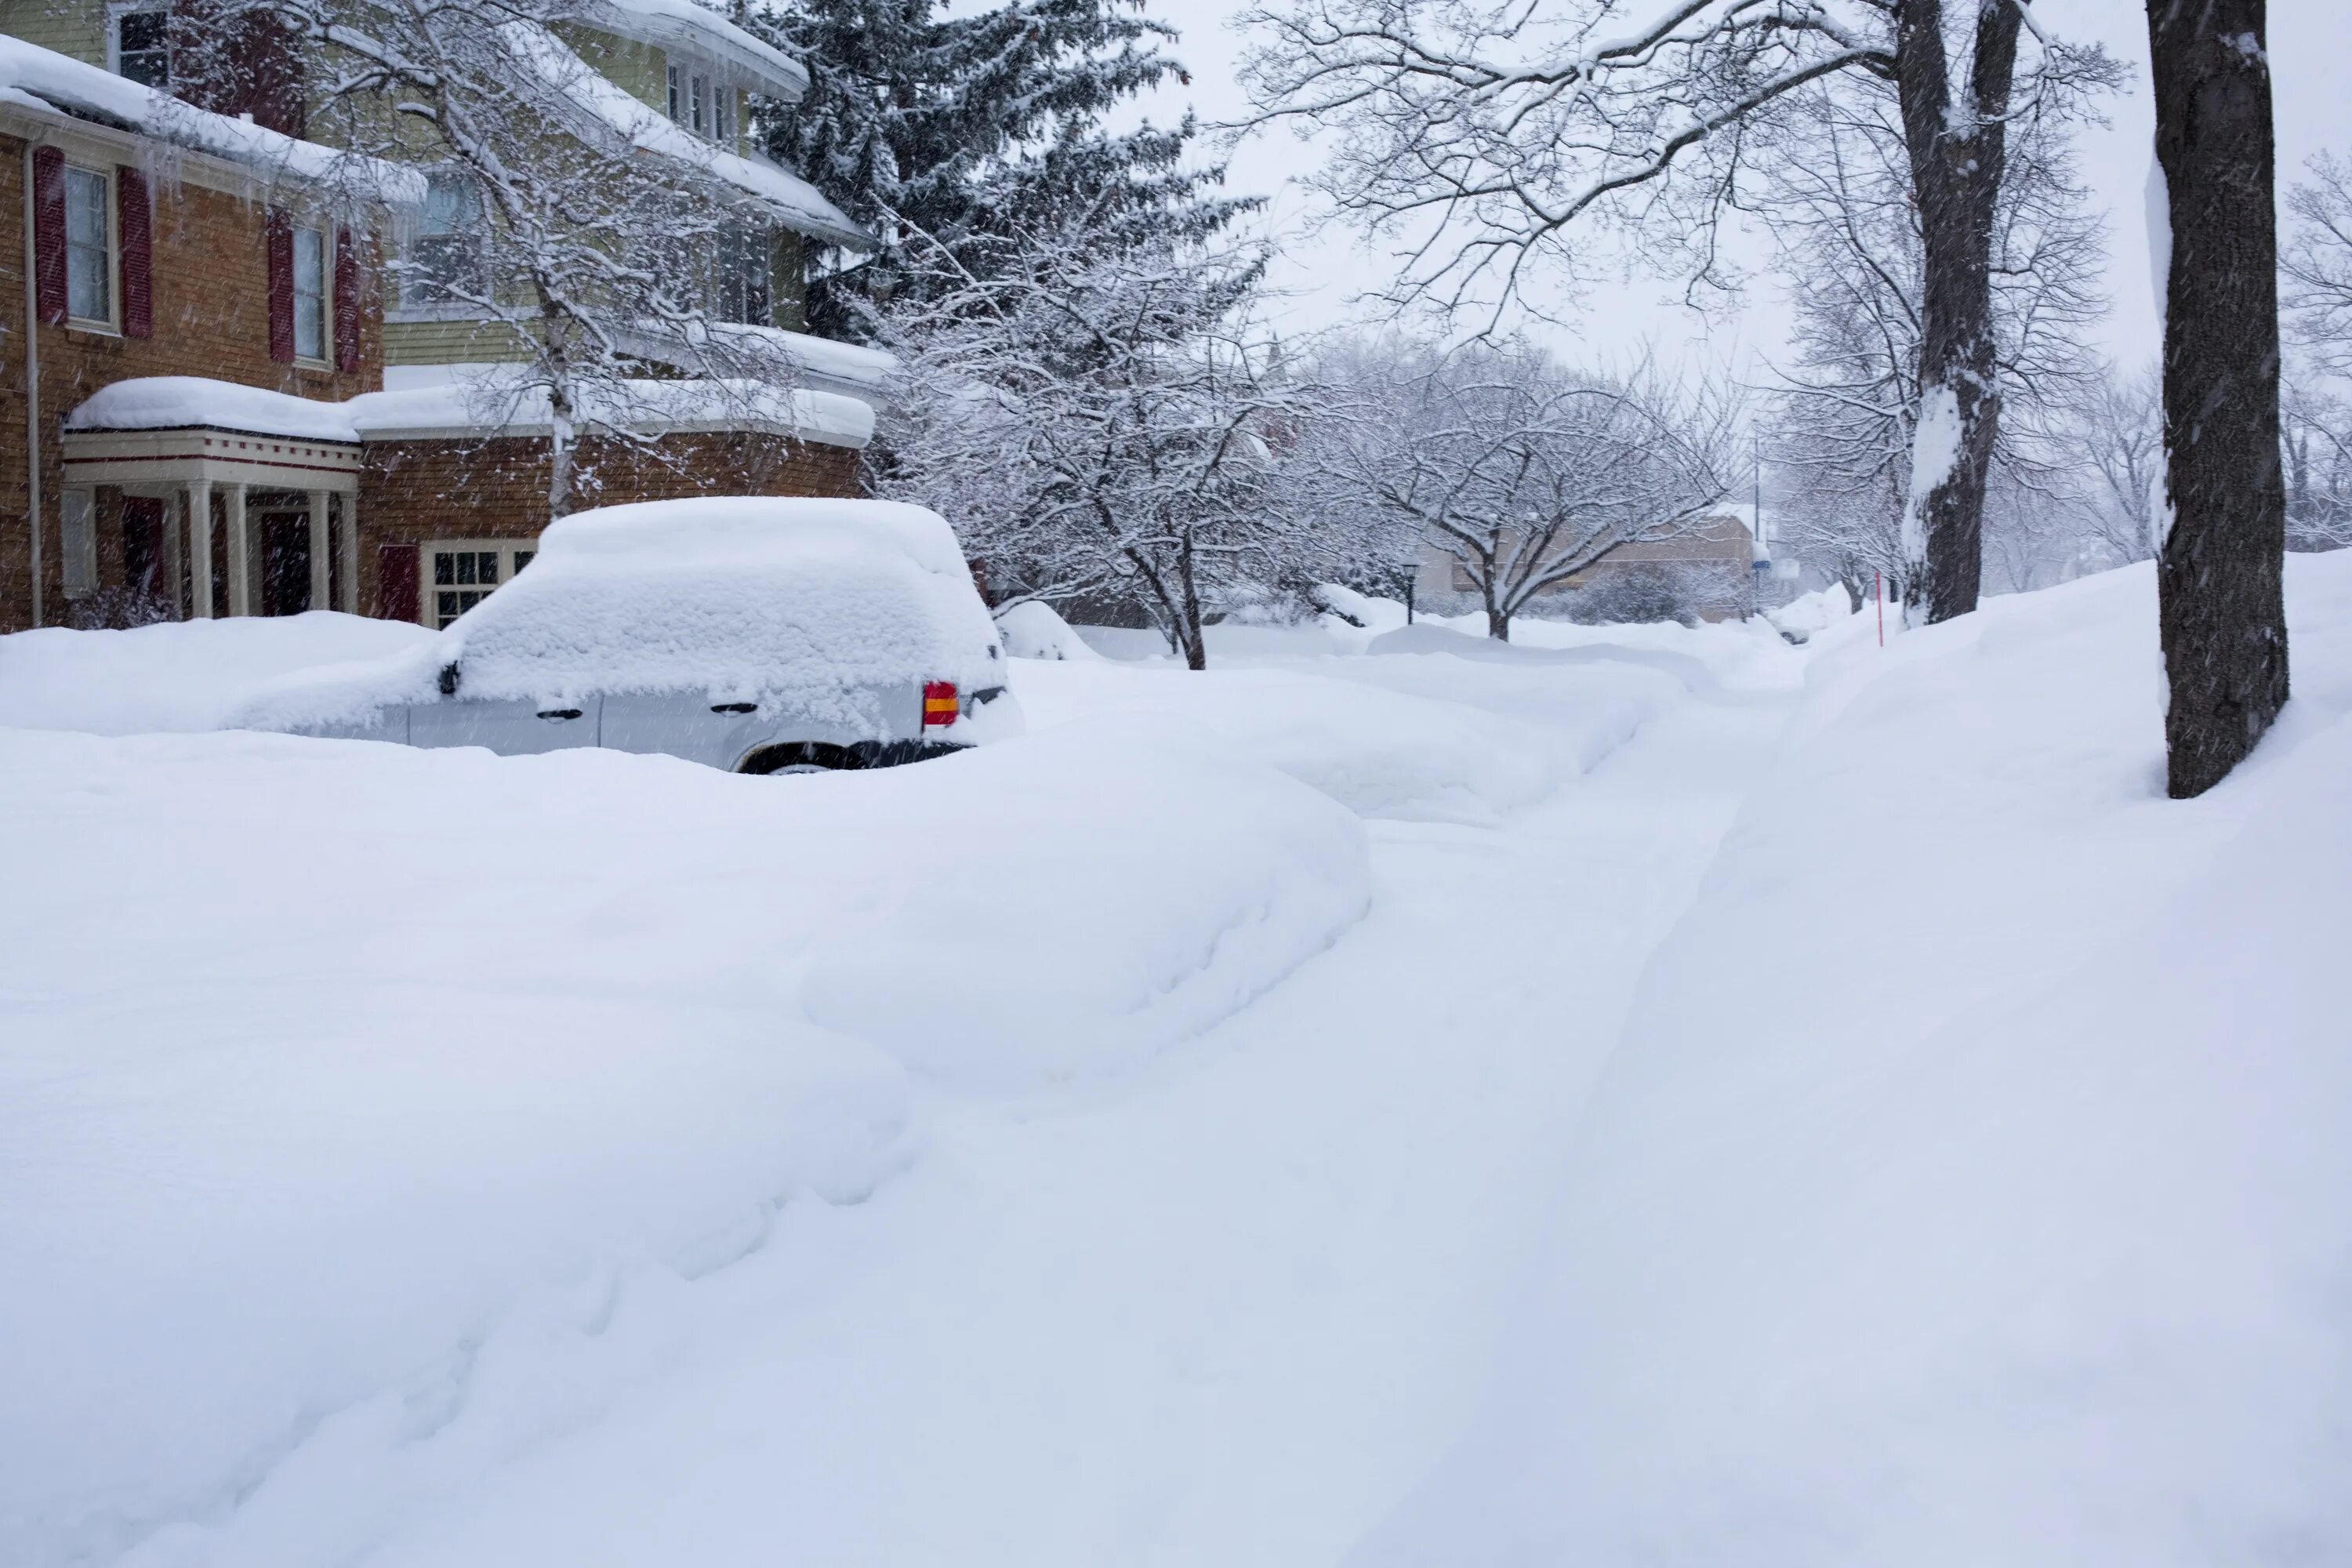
(238, 499, 1000, 729)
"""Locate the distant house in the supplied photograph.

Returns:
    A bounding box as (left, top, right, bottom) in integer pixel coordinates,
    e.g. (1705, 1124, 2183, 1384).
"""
(0, 5, 887, 633)
(1416, 511, 1763, 622)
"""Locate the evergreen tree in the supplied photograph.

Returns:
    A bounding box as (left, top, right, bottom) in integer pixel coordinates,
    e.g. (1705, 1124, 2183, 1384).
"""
(751, 0, 1251, 337)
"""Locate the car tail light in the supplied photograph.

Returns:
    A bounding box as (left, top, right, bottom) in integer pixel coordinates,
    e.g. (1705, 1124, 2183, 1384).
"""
(923, 681, 960, 728)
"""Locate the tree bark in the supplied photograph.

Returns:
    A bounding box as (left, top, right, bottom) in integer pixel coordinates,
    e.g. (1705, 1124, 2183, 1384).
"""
(1176, 531, 1207, 671)
(1893, 0, 2022, 625)
(2147, 0, 2290, 798)
(1485, 598, 1510, 641)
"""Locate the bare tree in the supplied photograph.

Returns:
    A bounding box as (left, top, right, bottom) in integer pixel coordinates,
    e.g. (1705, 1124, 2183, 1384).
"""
(2281, 383, 2352, 551)
(252, 0, 815, 516)
(2280, 152, 2352, 551)
(871, 216, 1312, 670)
(1243, 0, 2120, 625)
(2145, 0, 2288, 800)
(2282, 151, 2352, 376)
(1762, 69, 2103, 605)
(2042, 364, 2163, 567)
(1299, 339, 1736, 641)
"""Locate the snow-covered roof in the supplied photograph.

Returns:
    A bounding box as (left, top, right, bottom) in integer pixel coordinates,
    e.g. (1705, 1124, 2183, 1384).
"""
(0, 37, 425, 211)
(64, 372, 875, 448)
(67, 378, 363, 442)
(347, 374, 874, 447)
(625, 321, 897, 401)
(580, 0, 808, 100)
(511, 24, 866, 249)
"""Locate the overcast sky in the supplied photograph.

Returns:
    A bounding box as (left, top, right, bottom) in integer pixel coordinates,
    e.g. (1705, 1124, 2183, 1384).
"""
(1133, 0, 2352, 379)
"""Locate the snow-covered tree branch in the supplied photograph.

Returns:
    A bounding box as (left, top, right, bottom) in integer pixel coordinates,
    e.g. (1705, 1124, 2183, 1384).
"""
(242, 0, 812, 515)
(1295, 338, 1738, 641)
(1241, 0, 2121, 624)
(869, 214, 1315, 670)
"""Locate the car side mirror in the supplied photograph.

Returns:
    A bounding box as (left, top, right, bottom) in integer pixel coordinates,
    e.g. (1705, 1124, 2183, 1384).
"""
(438, 662, 460, 696)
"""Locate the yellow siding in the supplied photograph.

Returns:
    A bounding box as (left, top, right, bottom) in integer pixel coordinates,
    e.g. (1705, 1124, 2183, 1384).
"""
(384, 318, 533, 366)
(3, 0, 107, 67)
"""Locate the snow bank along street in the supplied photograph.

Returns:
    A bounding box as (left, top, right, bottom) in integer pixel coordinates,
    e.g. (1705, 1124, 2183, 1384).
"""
(6, 557, 2350, 1566)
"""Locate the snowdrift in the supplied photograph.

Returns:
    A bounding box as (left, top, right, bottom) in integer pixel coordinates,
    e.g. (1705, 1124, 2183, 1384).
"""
(0, 720, 1368, 1563)
(0, 612, 431, 734)
(1353, 555, 2352, 1568)
(1011, 658, 1567, 824)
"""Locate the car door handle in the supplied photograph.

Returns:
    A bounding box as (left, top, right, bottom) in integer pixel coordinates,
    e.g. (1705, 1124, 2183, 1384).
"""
(710, 702, 758, 714)
(537, 708, 583, 721)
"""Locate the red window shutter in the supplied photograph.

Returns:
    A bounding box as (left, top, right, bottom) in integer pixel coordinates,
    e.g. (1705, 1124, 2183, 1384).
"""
(118, 167, 152, 339)
(376, 543, 419, 622)
(31, 147, 65, 325)
(266, 207, 294, 362)
(333, 227, 361, 372)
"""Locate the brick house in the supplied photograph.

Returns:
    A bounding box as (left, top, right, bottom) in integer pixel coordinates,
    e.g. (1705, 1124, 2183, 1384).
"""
(1417, 511, 1766, 622)
(0, 3, 884, 634)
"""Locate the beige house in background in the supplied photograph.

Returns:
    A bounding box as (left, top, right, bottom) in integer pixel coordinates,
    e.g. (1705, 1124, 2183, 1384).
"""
(1416, 511, 1763, 622)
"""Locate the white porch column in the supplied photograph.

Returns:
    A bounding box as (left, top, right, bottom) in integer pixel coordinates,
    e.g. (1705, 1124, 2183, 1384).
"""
(162, 492, 184, 621)
(186, 479, 214, 619)
(339, 490, 360, 613)
(307, 488, 332, 612)
(225, 484, 251, 618)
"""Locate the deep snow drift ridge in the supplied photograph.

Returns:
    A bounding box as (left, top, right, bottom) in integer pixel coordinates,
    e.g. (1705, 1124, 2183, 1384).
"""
(0, 717, 1369, 1563)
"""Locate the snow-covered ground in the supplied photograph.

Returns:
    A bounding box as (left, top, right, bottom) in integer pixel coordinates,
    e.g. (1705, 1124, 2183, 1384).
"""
(3, 560, 2345, 1566)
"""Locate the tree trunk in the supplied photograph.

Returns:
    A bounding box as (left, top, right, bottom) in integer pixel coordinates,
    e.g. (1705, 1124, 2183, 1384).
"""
(2147, 0, 2290, 798)
(1176, 532, 1207, 671)
(1485, 600, 1510, 641)
(1893, 0, 2021, 624)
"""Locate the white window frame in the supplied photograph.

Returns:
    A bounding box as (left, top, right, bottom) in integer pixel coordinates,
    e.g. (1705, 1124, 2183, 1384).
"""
(712, 83, 735, 146)
(107, 2, 170, 89)
(421, 539, 536, 628)
(291, 222, 329, 365)
(409, 167, 488, 304)
(666, 60, 684, 124)
(62, 164, 114, 332)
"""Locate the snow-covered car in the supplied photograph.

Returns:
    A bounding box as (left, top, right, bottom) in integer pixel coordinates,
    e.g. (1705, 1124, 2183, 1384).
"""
(236, 498, 1021, 772)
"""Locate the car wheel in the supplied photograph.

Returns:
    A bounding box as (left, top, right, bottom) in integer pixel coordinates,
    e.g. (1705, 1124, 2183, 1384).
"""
(738, 742, 870, 775)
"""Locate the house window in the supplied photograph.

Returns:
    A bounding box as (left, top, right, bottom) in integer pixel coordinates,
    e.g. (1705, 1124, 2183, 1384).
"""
(411, 170, 487, 302)
(664, 55, 728, 143)
(292, 223, 326, 360)
(111, 6, 170, 89)
(64, 166, 111, 325)
(713, 223, 771, 325)
(423, 540, 535, 628)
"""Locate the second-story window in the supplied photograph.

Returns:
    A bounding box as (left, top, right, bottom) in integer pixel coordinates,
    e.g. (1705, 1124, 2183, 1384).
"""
(64, 167, 111, 325)
(112, 7, 170, 90)
(292, 224, 327, 361)
(666, 57, 720, 141)
(713, 223, 771, 325)
(412, 171, 488, 302)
